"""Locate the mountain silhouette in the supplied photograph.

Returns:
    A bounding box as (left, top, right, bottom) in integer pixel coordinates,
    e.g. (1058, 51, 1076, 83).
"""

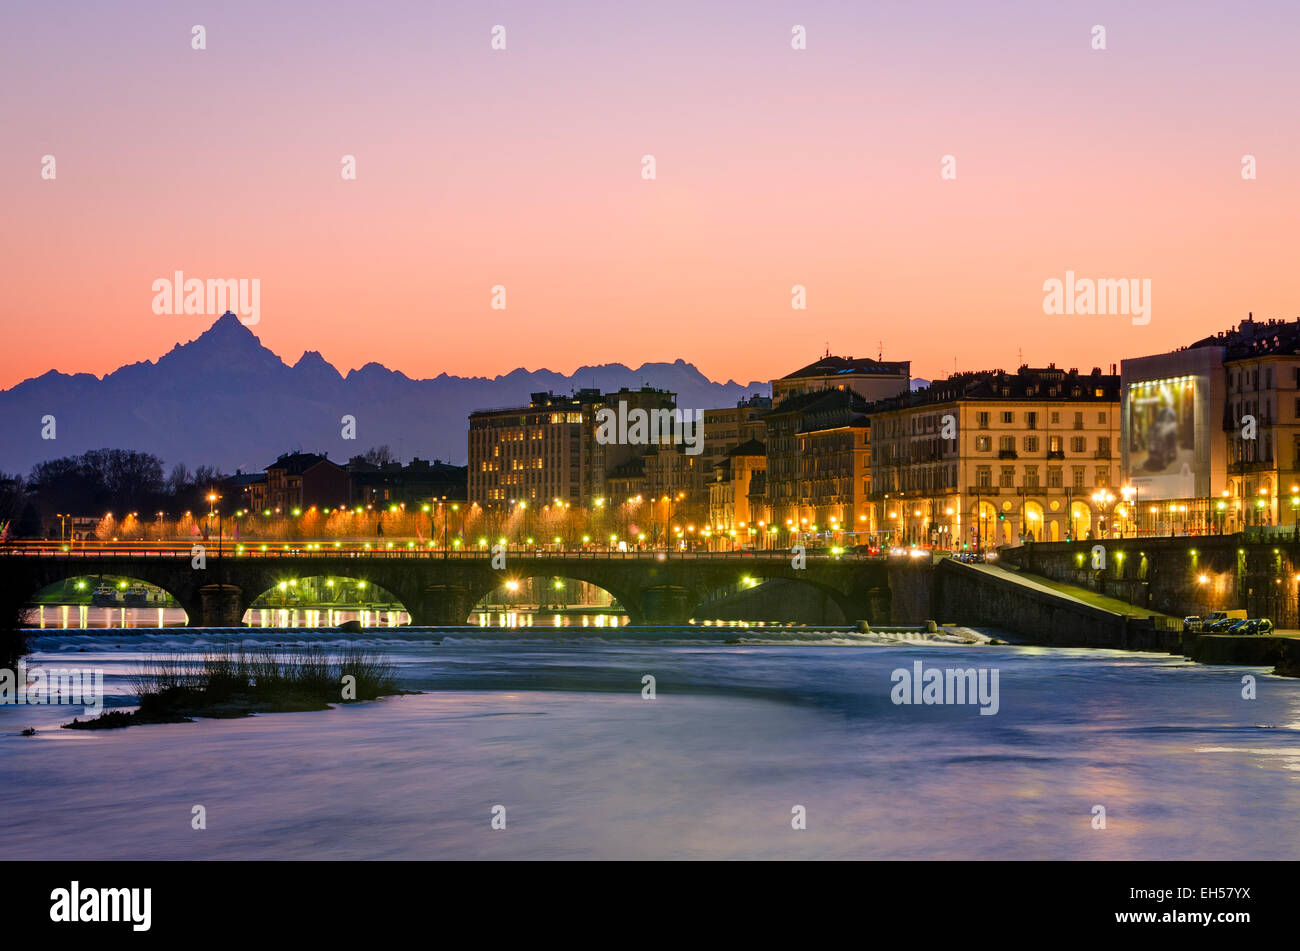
(0, 313, 773, 474)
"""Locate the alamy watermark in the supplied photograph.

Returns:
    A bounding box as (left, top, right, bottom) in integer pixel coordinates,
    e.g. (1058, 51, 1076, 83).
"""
(890, 660, 999, 715)
(594, 401, 704, 456)
(1042, 270, 1150, 326)
(1, 661, 104, 716)
(151, 271, 260, 326)
(50, 882, 151, 931)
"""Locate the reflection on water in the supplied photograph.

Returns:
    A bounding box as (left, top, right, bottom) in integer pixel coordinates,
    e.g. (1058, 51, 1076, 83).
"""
(6, 637, 1300, 860)
(25, 604, 185, 629)
(474, 611, 628, 628)
(25, 604, 631, 629)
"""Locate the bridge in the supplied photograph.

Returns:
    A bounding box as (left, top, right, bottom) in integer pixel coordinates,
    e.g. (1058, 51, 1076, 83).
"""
(1, 547, 903, 627)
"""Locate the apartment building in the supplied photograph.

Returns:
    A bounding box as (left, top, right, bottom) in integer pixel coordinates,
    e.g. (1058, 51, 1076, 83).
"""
(869, 365, 1121, 547)
(762, 387, 873, 540)
(467, 392, 589, 508)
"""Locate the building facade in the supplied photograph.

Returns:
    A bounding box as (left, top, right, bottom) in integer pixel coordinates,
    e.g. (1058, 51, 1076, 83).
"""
(708, 439, 767, 541)
(467, 392, 589, 509)
(762, 387, 873, 542)
(261, 452, 351, 512)
(869, 366, 1121, 548)
(1124, 315, 1300, 534)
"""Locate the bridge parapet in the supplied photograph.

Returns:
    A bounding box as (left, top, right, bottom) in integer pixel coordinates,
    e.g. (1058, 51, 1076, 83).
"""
(1, 549, 896, 627)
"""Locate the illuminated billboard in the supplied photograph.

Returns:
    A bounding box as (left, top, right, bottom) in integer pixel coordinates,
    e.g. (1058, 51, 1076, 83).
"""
(1126, 376, 1197, 500)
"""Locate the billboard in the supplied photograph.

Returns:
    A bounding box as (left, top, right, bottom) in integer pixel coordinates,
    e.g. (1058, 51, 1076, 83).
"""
(1127, 376, 1197, 500)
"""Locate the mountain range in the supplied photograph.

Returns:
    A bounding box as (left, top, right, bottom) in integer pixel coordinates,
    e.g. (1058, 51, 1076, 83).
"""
(0, 313, 776, 475)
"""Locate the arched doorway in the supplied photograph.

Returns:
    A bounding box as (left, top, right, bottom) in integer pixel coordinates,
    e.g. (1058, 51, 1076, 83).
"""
(972, 501, 998, 550)
(1022, 500, 1045, 543)
(1070, 501, 1092, 541)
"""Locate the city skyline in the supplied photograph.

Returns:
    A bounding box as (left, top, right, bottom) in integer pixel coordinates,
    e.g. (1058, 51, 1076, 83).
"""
(6, 1, 1300, 391)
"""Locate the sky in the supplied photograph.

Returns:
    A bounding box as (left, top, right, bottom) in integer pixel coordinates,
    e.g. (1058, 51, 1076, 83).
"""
(3, 0, 1299, 391)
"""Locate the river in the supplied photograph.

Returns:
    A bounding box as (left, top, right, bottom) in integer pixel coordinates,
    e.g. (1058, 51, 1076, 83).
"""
(3, 625, 1299, 859)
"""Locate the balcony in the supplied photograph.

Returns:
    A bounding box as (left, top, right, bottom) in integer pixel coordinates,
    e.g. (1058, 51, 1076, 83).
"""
(1046, 449, 1065, 460)
(997, 449, 1018, 459)
(1093, 450, 1112, 459)
(1228, 459, 1275, 474)
(966, 486, 999, 495)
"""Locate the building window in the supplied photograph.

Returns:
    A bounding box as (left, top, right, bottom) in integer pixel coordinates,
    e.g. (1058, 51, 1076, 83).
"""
(1049, 435, 1063, 454)
(1072, 467, 1086, 489)
(1001, 411, 1014, 424)
(1024, 466, 1040, 488)
(999, 466, 1015, 488)
(999, 435, 1016, 452)
(1024, 436, 1039, 453)
(975, 435, 992, 452)
(1025, 411, 1037, 429)
(977, 411, 990, 429)
(1050, 411, 1060, 424)
(1098, 411, 1106, 423)
(1073, 412, 1084, 430)
(1048, 467, 1063, 488)
(977, 466, 992, 488)
(1070, 437, 1086, 453)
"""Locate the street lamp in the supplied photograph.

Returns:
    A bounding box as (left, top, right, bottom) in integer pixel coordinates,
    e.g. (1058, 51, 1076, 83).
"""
(1120, 485, 1136, 537)
(1091, 489, 1116, 539)
(206, 491, 223, 563)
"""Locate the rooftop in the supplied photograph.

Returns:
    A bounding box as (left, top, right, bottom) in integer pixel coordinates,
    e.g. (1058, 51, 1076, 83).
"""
(869, 364, 1119, 411)
(778, 355, 910, 381)
(1183, 314, 1300, 359)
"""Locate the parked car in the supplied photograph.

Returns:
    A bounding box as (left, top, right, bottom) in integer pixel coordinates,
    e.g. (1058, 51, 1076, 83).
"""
(1204, 616, 1241, 633)
(1183, 615, 1203, 633)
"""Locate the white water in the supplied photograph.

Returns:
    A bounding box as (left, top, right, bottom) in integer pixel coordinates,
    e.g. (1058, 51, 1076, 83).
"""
(3, 628, 1300, 859)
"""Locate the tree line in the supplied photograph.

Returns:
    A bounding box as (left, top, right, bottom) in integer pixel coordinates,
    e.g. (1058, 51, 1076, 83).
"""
(0, 449, 227, 538)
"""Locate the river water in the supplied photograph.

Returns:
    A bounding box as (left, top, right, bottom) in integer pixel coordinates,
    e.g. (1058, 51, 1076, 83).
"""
(3, 626, 1299, 860)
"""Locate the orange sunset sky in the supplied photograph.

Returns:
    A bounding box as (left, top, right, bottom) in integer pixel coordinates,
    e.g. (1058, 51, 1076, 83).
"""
(3, 0, 1299, 390)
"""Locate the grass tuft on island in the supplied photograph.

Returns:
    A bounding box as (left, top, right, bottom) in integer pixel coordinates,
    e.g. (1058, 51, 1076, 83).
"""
(64, 646, 411, 730)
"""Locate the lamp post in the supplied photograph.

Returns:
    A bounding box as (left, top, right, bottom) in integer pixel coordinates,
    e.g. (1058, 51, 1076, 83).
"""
(1120, 486, 1136, 538)
(206, 492, 223, 558)
(1091, 489, 1116, 540)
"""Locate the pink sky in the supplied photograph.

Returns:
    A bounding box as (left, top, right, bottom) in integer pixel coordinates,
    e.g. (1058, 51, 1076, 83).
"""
(4, 0, 1299, 390)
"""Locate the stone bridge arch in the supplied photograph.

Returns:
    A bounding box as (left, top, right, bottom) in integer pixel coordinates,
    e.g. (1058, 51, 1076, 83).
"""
(1, 552, 900, 628)
(2, 558, 208, 628)
(242, 574, 413, 627)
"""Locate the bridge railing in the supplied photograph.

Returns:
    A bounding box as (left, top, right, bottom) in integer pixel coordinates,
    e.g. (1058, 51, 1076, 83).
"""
(0, 544, 883, 562)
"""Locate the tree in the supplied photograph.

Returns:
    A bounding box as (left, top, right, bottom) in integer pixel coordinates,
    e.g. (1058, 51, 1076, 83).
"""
(167, 463, 191, 495)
